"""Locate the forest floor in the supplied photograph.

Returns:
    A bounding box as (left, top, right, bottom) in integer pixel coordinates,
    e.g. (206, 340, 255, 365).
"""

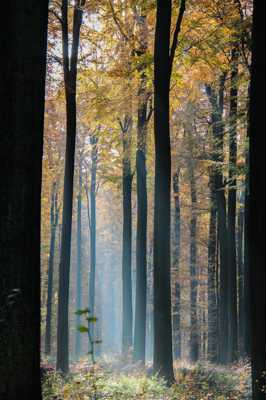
(42, 358, 251, 400)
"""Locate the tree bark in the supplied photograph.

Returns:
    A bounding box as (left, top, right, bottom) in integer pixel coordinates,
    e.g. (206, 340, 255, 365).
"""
(75, 163, 83, 359)
(0, 2, 48, 398)
(186, 127, 199, 363)
(206, 76, 228, 364)
(153, 0, 174, 384)
(45, 182, 59, 355)
(134, 13, 149, 364)
(207, 172, 218, 363)
(153, 0, 185, 383)
(88, 133, 98, 354)
(57, 1, 83, 373)
(243, 85, 251, 358)
(249, 2, 266, 397)
(121, 115, 133, 353)
(227, 46, 239, 363)
(237, 191, 244, 357)
(172, 169, 181, 360)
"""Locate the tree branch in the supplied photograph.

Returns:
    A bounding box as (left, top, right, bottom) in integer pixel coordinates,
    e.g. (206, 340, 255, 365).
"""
(49, 8, 63, 24)
(169, 0, 186, 75)
(108, 0, 130, 42)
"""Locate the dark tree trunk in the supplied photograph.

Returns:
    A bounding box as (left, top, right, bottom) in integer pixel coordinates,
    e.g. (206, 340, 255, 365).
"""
(206, 76, 228, 364)
(187, 133, 199, 363)
(45, 182, 59, 355)
(57, 1, 83, 373)
(237, 192, 244, 357)
(134, 14, 149, 364)
(75, 164, 83, 359)
(243, 85, 251, 358)
(121, 116, 133, 353)
(0, 2, 48, 398)
(88, 133, 98, 353)
(227, 47, 239, 363)
(153, 0, 185, 383)
(153, 0, 174, 384)
(172, 169, 181, 360)
(207, 173, 218, 363)
(249, 2, 266, 397)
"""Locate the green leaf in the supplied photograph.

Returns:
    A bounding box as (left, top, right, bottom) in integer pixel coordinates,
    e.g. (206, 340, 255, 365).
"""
(77, 325, 89, 333)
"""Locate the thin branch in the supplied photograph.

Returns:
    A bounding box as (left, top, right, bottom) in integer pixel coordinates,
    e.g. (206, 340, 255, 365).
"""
(169, 0, 186, 75)
(108, 0, 129, 42)
(49, 8, 63, 24)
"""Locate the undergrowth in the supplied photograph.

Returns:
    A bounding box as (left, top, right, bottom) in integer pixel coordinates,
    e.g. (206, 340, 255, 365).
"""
(42, 359, 251, 399)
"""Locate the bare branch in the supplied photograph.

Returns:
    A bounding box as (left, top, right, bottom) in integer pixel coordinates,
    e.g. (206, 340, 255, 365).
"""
(49, 8, 63, 24)
(169, 0, 186, 74)
(108, 0, 129, 42)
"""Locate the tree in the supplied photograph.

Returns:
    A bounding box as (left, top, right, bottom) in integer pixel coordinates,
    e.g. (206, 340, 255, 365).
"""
(45, 182, 60, 355)
(153, 0, 186, 383)
(249, 1, 266, 398)
(0, 1, 48, 398)
(172, 168, 181, 360)
(186, 122, 199, 363)
(75, 161, 83, 359)
(57, 0, 83, 373)
(134, 12, 152, 364)
(207, 172, 218, 363)
(206, 75, 229, 364)
(88, 131, 99, 353)
(120, 115, 133, 353)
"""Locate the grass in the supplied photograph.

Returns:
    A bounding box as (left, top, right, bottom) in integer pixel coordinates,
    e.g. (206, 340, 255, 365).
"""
(42, 359, 251, 399)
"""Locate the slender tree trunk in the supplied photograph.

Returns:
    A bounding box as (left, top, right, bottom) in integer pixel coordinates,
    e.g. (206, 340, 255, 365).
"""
(207, 172, 218, 363)
(206, 76, 228, 364)
(227, 47, 239, 363)
(45, 182, 59, 355)
(243, 85, 251, 358)
(0, 2, 48, 398)
(172, 169, 181, 360)
(57, 1, 83, 373)
(134, 14, 149, 363)
(121, 116, 133, 353)
(75, 164, 83, 359)
(249, 2, 266, 396)
(88, 133, 98, 354)
(237, 192, 244, 357)
(187, 134, 199, 363)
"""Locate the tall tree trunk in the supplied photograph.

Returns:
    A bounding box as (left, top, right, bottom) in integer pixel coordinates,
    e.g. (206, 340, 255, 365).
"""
(153, 0, 174, 383)
(153, 0, 185, 383)
(187, 129, 199, 363)
(75, 164, 83, 359)
(88, 133, 98, 354)
(57, 1, 83, 373)
(249, 2, 266, 397)
(0, 2, 48, 398)
(172, 169, 181, 360)
(243, 85, 251, 358)
(134, 13, 149, 364)
(45, 182, 59, 355)
(227, 47, 239, 363)
(206, 75, 228, 364)
(207, 172, 218, 363)
(237, 192, 244, 357)
(121, 116, 133, 353)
